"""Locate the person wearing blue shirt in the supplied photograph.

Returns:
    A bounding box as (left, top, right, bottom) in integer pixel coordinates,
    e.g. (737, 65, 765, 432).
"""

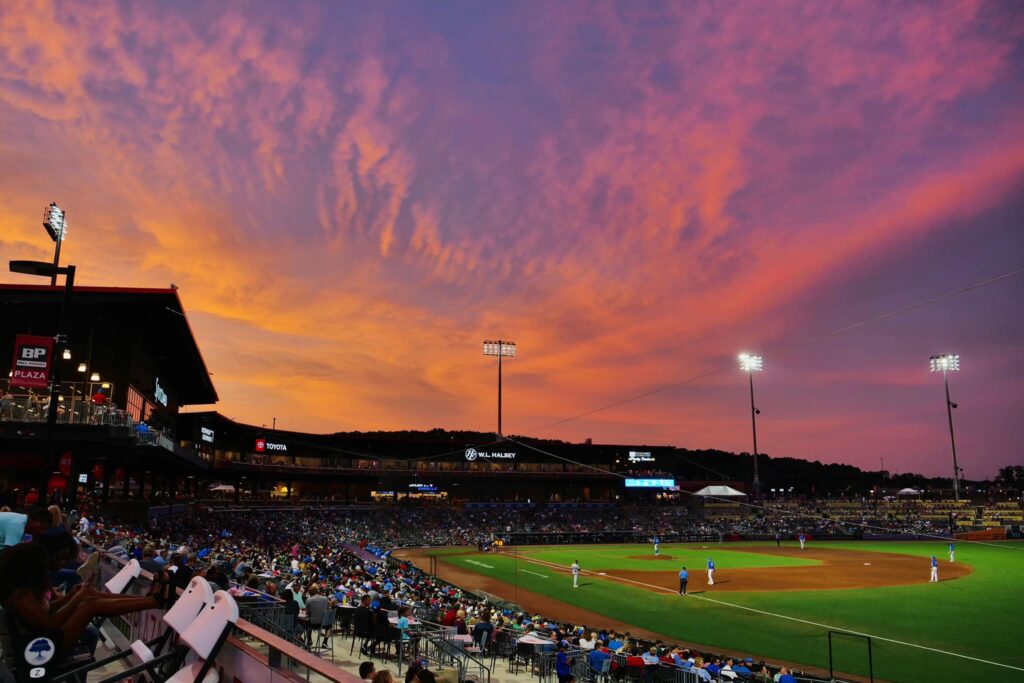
(948, 542, 955, 562)
(653, 536, 660, 557)
(706, 558, 715, 586)
(555, 644, 575, 683)
(607, 634, 622, 651)
(678, 566, 689, 595)
(799, 533, 807, 550)
(588, 644, 610, 675)
(930, 555, 939, 583)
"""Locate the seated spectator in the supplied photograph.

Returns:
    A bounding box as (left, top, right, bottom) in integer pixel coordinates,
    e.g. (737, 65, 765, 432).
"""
(776, 667, 797, 683)
(578, 631, 597, 650)
(0, 533, 172, 661)
(360, 662, 376, 681)
(588, 642, 610, 673)
(372, 670, 395, 683)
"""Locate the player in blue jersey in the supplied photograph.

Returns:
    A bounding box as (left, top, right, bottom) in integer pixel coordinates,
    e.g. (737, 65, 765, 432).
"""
(653, 536, 660, 557)
(799, 533, 806, 550)
(948, 542, 955, 562)
(929, 555, 938, 582)
(706, 557, 715, 586)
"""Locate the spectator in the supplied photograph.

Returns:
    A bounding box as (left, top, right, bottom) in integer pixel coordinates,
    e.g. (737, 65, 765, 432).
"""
(359, 662, 376, 681)
(0, 508, 53, 547)
(556, 643, 575, 683)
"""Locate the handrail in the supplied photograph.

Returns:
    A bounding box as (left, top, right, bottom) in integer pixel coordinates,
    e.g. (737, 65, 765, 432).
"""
(78, 538, 361, 683)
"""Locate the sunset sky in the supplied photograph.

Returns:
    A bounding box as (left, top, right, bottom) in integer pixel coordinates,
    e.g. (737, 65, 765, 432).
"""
(1, 1, 1022, 478)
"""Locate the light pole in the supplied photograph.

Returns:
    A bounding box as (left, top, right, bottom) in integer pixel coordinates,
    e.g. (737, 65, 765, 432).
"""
(10, 259, 76, 504)
(483, 340, 516, 436)
(739, 353, 763, 495)
(930, 354, 961, 501)
(42, 203, 69, 286)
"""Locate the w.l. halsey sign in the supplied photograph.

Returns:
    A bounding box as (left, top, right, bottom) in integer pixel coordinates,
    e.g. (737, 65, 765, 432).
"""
(465, 448, 515, 461)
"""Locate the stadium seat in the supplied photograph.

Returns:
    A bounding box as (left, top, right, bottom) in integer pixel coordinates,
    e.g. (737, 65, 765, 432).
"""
(105, 558, 142, 594)
(160, 590, 239, 683)
(49, 576, 215, 683)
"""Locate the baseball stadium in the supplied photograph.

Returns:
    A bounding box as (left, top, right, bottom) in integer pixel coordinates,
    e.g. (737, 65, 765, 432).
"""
(3, 3, 1024, 683)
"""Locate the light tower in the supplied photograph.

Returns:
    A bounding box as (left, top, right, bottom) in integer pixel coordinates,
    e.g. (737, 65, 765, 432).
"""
(483, 340, 516, 436)
(739, 353, 764, 495)
(42, 203, 69, 286)
(929, 354, 962, 501)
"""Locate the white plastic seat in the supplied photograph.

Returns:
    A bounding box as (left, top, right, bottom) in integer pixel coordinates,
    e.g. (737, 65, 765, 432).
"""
(165, 661, 220, 683)
(162, 590, 239, 683)
(129, 577, 215, 665)
(105, 558, 142, 594)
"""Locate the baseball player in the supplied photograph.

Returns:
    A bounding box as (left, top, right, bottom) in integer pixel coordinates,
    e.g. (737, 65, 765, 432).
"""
(678, 566, 688, 595)
(706, 557, 715, 586)
(653, 536, 660, 557)
(948, 542, 955, 562)
(929, 555, 938, 583)
(799, 533, 806, 550)
(571, 560, 580, 588)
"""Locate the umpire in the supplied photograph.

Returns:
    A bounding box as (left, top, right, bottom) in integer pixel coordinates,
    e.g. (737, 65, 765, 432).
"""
(678, 566, 688, 595)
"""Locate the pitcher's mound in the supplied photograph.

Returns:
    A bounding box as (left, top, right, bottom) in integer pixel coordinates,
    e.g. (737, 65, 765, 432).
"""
(627, 555, 675, 561)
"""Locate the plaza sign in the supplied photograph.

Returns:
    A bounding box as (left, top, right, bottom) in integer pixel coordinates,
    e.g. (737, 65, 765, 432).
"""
(628, 451, 654, 463)
(10, 334, 54, 389)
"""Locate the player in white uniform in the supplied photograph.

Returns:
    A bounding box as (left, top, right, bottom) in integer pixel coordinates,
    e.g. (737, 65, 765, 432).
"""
(571, 560, 580, 588)
(653, 536, 660, 557)
(799, 533, 806, 550)
(929, 556, 938, 583)
(706, 558, 715, 586)
(948, 542, 955, 562)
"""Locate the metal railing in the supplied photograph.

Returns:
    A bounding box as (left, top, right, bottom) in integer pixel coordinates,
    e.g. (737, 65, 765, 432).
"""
(0, 391, 132, 427)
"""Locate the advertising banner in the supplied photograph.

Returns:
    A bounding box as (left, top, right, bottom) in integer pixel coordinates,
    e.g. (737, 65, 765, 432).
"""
(10, 334, 55, 389)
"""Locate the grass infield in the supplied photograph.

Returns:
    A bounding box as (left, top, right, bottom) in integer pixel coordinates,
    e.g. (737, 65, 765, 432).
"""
(422, 541, 1024, 683)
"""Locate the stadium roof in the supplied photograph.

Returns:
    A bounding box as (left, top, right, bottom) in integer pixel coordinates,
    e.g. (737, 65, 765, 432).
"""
(0, 283, 217, 405)
(693, 485, 747, 497)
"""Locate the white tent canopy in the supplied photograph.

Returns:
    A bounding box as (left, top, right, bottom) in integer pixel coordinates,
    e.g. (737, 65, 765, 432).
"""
(897, 487, 922, 496)
(693, 485, 747, 497)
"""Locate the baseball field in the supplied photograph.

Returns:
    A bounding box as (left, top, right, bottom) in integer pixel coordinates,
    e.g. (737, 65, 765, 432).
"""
(397, 540, 1024, 683)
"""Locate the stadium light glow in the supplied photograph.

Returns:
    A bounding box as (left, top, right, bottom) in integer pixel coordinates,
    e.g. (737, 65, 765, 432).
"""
(929, 354, 959, 373)
(739, 353, 763, 372)
(483, 340, 517, 357)
(77, 363, 87, 372)
(483, 339, 516, 436)
(90, 372, 100, 382)
(930, 353, 963, 501)
(62, 348, 71, 360)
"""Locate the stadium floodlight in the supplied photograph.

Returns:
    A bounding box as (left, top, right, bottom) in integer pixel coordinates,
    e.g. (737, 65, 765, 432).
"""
(929, 354, 959, 373)
(90, 372, 100, 382)
(483, 339, 516, 436)
(42, 203, 69, 286)
(738, 353, 763, 372)
(930, 354, 962, 500)
(62, 348, 72, 360)
(738, 353, 764, 494)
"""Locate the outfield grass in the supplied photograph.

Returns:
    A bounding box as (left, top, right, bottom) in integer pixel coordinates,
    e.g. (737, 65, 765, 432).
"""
(428, 541, 1024, 683)
(527, 544, 819, 570)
